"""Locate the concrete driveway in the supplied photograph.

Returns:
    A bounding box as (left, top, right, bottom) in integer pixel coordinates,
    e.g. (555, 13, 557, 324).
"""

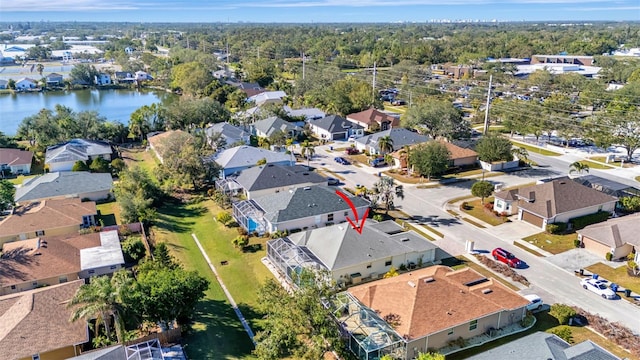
(488, 220, 542, 245)
(546, 248, 618, 273)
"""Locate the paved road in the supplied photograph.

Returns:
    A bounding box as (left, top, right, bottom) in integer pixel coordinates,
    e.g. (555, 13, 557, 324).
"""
(308, 141, 640, 334)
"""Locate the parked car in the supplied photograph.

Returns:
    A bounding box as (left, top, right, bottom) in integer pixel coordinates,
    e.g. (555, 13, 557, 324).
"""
(580, 278, 616, 299)
(370, 157, 387, 168)
(491, 247, 522, 268)
(334, 156, 350, 165)
(524, 294, 543, 311)
(327, 177, 339, 186)
(391, 99, 407, 106)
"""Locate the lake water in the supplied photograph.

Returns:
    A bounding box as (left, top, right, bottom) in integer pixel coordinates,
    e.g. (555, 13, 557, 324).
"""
(0, 89, 177, 136)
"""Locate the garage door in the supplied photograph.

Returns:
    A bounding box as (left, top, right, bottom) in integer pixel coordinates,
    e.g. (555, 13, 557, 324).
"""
(582, 237, 609, 258)
(522, 211, 544, 228)
(333, 132, 347, 140)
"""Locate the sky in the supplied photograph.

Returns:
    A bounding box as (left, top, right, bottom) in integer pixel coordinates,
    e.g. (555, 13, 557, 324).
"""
(1, 0, 639, 23)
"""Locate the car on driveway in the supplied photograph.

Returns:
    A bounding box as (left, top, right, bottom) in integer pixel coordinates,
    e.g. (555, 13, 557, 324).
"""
(327, 177, 339, 186)
(369, 157, 387, 168)
(491, 247, 523, 268)
(580, 278, 616, 299)
(524, 294, 543, 311)
(334, 156, 350, 165)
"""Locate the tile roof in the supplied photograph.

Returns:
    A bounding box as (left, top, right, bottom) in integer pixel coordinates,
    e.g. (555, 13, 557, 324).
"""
(252, 116, 301, 137)
(254, 185, 370, 223)
(466, 331, 620, 360)
(348, 265, 529, 339)
(288, 220, 436, 271)
(494, 179, 618, 218)
(45, 139, 112, 165)
(0, 280, 88, 359)
(14, 171, 113, 203)
(214, 146, 294, 169)
(347, 108, 400, 127)
(0, 148, 33, 166)
(309, 115, 363, 133)
(234, 164, 325, 191)
(577, 213, 640, 248)
(0, 198, 96, 238)
(356, 128, 429, 152)
(0, 232, 101, 287)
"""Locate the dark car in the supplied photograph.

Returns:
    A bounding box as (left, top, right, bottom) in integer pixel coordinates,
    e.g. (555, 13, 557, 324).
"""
(327, 177, 339, 186)
(491, 247, 522, 268)
(334, 156, 350, 165)
(370, 157, 386, 168)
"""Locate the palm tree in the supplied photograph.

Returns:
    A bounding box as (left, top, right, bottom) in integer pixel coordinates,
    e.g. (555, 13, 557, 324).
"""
(285, 138, 294, 153)
(258, 137, 270, 149)
(377, 135, 394, 155)
(36, 63, 44, 76)
(569, 161, 589, 175)
(512, 147, 529, 164)
(301, 140, 315, 169)
(69, 274, 130, 344)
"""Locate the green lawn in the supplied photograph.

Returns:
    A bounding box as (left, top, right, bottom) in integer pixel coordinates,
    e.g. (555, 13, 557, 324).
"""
(509, 141, 562, 156)
(7, 174, 38, 185)
(121, 145, 159, 175)
(576, 159, 614, 170)
(459, 198, 509, 227)
(513, 241, 544, 257)
(585, 262, 640, 295)
(153, 199, 270, 359)
(522, 232, 578, 255)
(96, 201, 121, 226)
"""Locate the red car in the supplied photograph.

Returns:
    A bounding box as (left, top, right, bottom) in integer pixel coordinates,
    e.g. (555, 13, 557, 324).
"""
(491, 247, 522, 268)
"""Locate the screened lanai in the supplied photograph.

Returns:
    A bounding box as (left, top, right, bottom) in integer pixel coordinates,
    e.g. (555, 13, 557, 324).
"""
(266, 236, 328, 287)
(233, 199, 266, 234)
(328, 292, 406, 360)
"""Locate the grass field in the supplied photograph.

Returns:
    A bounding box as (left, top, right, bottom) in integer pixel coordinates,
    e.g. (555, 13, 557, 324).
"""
(459, 198, 509, 227)
(522, 232, 578, 255)
(96, 200, 121, 226)
(585, 262, 640, 295)
(575, 159, 614, 170)
(509, 141, 562, 156)
(513, 241, 544, 257)
(7, 174, 38, 185)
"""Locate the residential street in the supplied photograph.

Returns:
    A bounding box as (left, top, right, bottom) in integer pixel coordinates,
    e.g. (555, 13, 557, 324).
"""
(307, 141, 640, 334)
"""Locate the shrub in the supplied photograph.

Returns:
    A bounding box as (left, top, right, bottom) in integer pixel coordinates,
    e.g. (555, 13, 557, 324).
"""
(460, 201, 469, 210)
(549, 304, 577, 325)
(546, 222, 567, 234)
(398, 263, 407, 271)
(550, 325, 574, 344)
(121, 236, 146, 263)
(574, 239, 582, 248)
(484, 202, 493, 210)
(620, 196, 640, 213)
(373, 214, 384, 222)
(216, 211, 233, 226)
(569, 211, 610, 230)
(606, 252, 613, 261)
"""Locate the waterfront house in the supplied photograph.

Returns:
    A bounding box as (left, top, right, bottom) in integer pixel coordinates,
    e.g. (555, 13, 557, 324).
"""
(15, 77, 37, 90)
(45, 73, 64, 86)
(45, 138, 113, 172)
(94, 73, 111, 85)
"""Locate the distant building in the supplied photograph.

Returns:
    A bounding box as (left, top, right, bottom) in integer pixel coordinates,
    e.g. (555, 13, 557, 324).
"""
(45, 138, 113, 172)
(94, 73, 111, 85)
(0, 148, 33, 175)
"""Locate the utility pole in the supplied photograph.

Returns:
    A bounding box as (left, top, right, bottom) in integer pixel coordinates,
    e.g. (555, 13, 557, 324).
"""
(257, 47, 260, 59)
(372, 61, 377, 102)
(302, 51, 306, 81)
(483, 75, 493, 135)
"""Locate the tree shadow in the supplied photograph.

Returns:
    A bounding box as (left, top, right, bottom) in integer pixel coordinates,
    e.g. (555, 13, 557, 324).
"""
(0, 247, 37, 281)
(241, 244, 262, 253)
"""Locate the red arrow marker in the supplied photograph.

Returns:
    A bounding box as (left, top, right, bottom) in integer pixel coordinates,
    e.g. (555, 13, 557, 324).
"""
(335, 190, 369, 234)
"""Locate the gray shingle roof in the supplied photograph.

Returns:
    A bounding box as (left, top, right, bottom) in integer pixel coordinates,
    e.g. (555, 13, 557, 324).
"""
(252, 116, 301, 137)
(45, 139, 112, 164)
(577, 213, 640, 248)
(15, 172, 113, 203)
(234, 164, 326, 191)
(214, 146, 295, 169)
(356, 128, 429, 151)
(206, 122, 250, 145)
(309, 115, 363, 133)
(288, 220, 437, 271)
(466, 331, 620, 360)
(253, 185, 370, 223)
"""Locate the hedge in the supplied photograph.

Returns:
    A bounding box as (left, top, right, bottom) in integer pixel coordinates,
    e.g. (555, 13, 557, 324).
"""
(569, 211, 610, 230)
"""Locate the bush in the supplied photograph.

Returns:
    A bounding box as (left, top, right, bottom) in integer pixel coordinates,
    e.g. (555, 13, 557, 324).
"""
(460, 201, 469, 210)
(546, 222, 567, 234)
(484, 202, 493, 210)
(606, 252, 613, 261)
(574, 239, 582, 248)
(549, 304, 577, 325)
(373, 214, 384, 222)
(121, 236, 146, 263)
(569, 211, 610, 230)
(216, 211, 233, 226)
(550, 325, 574, 344)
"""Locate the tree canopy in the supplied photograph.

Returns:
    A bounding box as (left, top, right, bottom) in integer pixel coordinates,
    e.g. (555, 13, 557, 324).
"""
(409, 141, 451, 180)
(475, 135, 514, 163)
(401, 101, 469, 140)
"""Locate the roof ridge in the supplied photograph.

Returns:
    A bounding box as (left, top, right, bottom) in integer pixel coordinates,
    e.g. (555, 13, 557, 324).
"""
(0, 293, 33, 343)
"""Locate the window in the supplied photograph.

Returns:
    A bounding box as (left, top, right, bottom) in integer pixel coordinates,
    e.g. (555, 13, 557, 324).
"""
(11, 285, 16, 290)
(110, 265, 117, 270)
(59, 276, 67, 283)
(327, 213, 334, 222)
(35, 230, 45, 236)
(32, 282, 37, 286)
(447, 329, 454, 335)
(385, 260, 392, 266)
(469, 320, 478, 331)
(32, 355, 40, 360)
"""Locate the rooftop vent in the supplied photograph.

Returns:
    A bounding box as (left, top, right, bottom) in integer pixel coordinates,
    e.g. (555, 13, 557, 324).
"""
(482, 288, 493, 294)
(423, 277, 435, 283)
(303, 187, 311, 190)
(407, 281, 416, 288)
(463, 278, 489, 287)
(302, 172, 309, 175)
(401, 238, 410, 242)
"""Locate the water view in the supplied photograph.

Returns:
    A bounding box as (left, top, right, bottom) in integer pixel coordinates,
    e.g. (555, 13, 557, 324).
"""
(0, 89, 177, 136)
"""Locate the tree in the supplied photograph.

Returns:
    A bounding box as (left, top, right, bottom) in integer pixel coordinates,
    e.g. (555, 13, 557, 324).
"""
(512, 147, 529, 164)
(170, 61, 214, 96)
(70, 64, 99, 85)
(300, 140, 315, 169)
(620, 196, 640, 213)
(121, 237, 147, 263)
(408, 142, 451, 180)
(550, 326, 574, 344)
(26, 46, 51, 61)
(569, 161, 589, 175)
(0, 180, 15, 211)
(549, 304, 577, 325)
(110, 158, 126, 176)
(36, 63, 44, 76)
(401, 101, 470, 140)
(371, 176, 403, 213)
(129, 104, 164, 141)
(90, 157, 111, 173)
(416, 352, 446, 360)
(475, 135, 513, 163)
(72, 160, 90, 171)
(114, 167, 162, 224)
(471, 180, 494, 205)
(232, 235, 249, 250)
(377, 135, 394, 155)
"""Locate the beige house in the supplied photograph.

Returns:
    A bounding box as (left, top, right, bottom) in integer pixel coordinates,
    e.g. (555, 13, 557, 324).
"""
(493, 179, 618, 229)
(0, 280, 89, 360)
(0, 230, 125, 296)
(344, 266, 530, 359)
(0, 198, 97, 246)
(578, 214, 640, 261)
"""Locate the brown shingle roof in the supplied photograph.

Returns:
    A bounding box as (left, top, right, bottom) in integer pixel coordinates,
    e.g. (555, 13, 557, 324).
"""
(147, 130, 190, 161)
(390, 141, 477, 161)
(0, 233, 101, 287)
(494, 180, 618, 219)
(0, 148, 33, 166)
(0, 198, 97, 238)
(0, 280, 88, 359)
(346, 108, 400, 127)
(348, 265, 529, 339)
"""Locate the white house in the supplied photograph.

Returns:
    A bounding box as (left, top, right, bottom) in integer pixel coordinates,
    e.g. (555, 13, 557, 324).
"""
(95, 73, 111, 85)
(15, 77, 37, 90)
(45, 139, 113, 172)
(134, 71, 153, 81)
(0, 148, 33, 175)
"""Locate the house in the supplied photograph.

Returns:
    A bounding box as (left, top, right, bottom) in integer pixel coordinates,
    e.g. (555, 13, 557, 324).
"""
(15, 77, 37, 90)
(0, 148, 33, 175)
(45, 72, 64, 86)
(14, 172, 113, 204)
(354, 128, 429, 156)
(234, 185, 370, 234)
(147, 130, 189, 163)
(214, 145, 295, 179)
(205, 122, 251, 150)
(570, 174, 640, 200)
(225, 164, 326, 199)
(0, 79, 8, 89)
(339, 265, 530, 359)
(94, 73, 111, 85)
(45, 138, 113, 172)
(0, 280, 89, 360)
(0, 198, 97, 246)
(346, 108, 400, 132)
(284, 106, 326, 121)
(134, 70, 153, 81)
(0, 230, 125, 296)
(493, 179, 618, 229)
(308, 115, 364, 141)
(114, 71, 135, 84)
(67, 339, 170, 360)
(578, 214, 640, 261)
(252, 116, 302, 139)
(466, 331, 620, 360)
(247, 90, 287, 106)
(531, 54, 594, 66)
(390, 141, 477, 169)
(267, 220, 438, 286)
(225, 80, 264, 97)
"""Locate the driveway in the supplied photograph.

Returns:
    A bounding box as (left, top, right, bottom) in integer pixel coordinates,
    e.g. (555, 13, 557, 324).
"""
(546, 248, 619, 273)
(488, 220, 542, 245)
